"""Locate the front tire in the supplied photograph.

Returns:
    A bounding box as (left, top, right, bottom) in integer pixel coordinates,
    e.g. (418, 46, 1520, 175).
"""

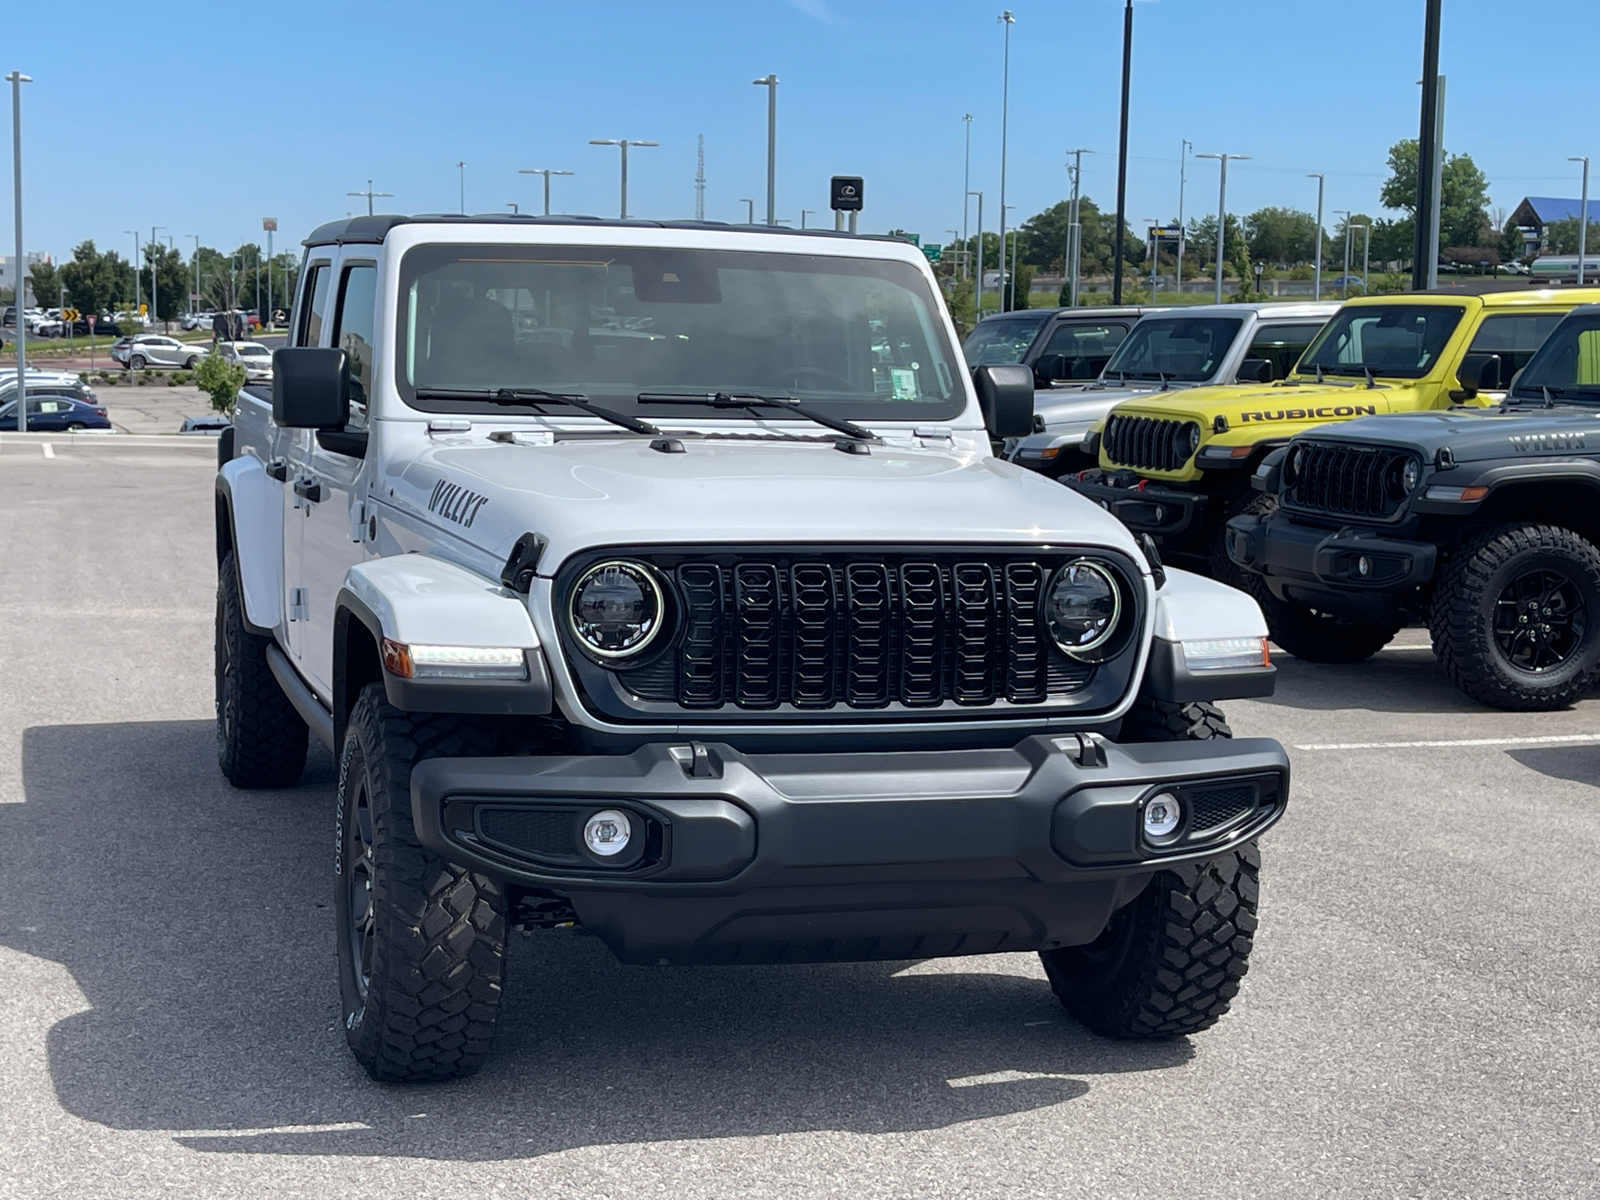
(1429, 523, 1600, 711)
(185, 355, 199, 369)
(336, 684, 508, 1083)
(130, 354, 147, 370)
(1040, 693, 1258, 1039)
(1254, 590, 1399, 663)
(216, 551, 308, 787)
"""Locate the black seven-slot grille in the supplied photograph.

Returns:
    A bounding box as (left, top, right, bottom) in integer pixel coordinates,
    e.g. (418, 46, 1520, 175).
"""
(1287, 442, 1409, 519)
(1103, 414, 1199, 472)
(608, 554, 1101, 711)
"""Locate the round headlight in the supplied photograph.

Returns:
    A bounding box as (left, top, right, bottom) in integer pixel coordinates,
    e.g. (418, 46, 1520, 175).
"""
(1402, 458, 1421, 492)
(569, 561, 665, 659)
(1044, 560, 1122, 657)
(1285, 445, 1302, 485)
(1186, 423, 1202, 455)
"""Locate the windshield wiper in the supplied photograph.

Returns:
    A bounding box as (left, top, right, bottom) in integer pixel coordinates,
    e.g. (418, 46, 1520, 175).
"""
(414, 386, 660, 436)
(635, 391, 877, 442)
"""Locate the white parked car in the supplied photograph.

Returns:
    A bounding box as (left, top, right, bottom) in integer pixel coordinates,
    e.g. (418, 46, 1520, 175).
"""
(215, 213, 1288, 1083)
(216, 340, 273, 381)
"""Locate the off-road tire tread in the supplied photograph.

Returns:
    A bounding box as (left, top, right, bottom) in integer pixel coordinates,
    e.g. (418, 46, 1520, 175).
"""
(340, 683, 508, 1083)
(1042, 845, 1260, 1038)
(1429, 523, 1600, 711)
(216, 551, 308, 787)
(1120, 696, 1232, 742)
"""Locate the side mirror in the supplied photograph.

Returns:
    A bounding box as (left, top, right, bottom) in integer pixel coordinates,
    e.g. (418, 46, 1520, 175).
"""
(273, 347, 349, 429)
(1032, 353, 1068, 386)
(972, 364, 1035, 438)
(1237, 357, 1275, 384)
(1455, 352, 1501, 398)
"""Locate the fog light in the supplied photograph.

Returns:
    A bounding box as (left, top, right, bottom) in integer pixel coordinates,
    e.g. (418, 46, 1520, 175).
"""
(1143, 792, 1181, 840)
(583, 809, 632, 857)
(1357, 555, 1372, 578)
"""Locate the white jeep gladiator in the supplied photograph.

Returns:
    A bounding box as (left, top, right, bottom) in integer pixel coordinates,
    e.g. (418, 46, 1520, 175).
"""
(214, 214, 1289, 1082)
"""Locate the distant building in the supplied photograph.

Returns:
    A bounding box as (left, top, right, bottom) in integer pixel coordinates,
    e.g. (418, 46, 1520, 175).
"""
(0, 252, 53, 304)
(1508, 197, 1600, 256)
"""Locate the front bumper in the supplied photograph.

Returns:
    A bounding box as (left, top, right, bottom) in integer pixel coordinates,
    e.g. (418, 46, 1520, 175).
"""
(411, 734, 1289, 965)
(1063, 472, 1208, 537)
(1226, 509, 1437, 616)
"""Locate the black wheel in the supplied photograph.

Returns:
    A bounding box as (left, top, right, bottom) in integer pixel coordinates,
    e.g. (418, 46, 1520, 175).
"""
(1254, 590, 1399, 663)
(215, 551, 308, 787)
(1042, 691, 1258, 1039)
(336, 683, 508, 1083)
(130, 354, 147, 370)
(1430, 523, 1600, 711)
(1206, 492, 1262, 588)
(66, 422, 86, 432)
(185, 355, 199, 369)
(1040, 844, 1260, 1039)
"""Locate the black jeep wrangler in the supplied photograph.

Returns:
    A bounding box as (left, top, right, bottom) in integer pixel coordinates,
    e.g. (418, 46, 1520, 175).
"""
(1226, 304, 1600, 711)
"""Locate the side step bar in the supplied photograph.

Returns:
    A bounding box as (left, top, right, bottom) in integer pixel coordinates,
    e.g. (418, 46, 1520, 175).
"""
(265, 643, 336, 751)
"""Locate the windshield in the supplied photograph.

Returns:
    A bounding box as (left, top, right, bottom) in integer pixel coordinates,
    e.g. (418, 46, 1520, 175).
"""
(236, 345, 270, 357)
(962, 315, 1049, 365)
(1100, 317, 1242, 382)
(1297, 304, 1465, 378)
(398, 244, 964, 421)
(1511, 315, 1600, 400)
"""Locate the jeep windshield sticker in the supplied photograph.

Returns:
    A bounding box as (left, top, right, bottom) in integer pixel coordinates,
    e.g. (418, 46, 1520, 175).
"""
(1510, 431, 1586, 452)
(428, 479, 490, 528)
(1239, 404, 1378, 423)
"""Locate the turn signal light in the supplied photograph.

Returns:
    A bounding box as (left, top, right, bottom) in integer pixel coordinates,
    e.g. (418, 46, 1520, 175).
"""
(381, 638, 528, 680)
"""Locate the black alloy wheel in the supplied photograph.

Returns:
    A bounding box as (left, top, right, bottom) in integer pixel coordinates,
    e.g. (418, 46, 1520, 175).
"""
(342, 771, 377, 1009)
(130, 354, 146, 370)
(1493, 567, 1585, 672)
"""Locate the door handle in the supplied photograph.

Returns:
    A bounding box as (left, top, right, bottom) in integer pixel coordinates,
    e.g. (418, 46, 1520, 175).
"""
(293, 477, 323, 503)
(266, 457, 288, 481)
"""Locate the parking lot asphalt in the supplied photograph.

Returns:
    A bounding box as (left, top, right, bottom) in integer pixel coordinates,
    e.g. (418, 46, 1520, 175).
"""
(0, 439, 1596, 1199)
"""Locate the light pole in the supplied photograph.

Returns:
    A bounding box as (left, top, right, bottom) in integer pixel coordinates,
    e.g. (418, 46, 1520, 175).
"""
(1332, 209, 1351, 298)
(1413, 0, 1443, 291)
(150, 225, 165, 327)
(1353, 223, 1371, 292)
(800, 209, 814, 229)
(1005, 205, 1018, 310)
(1111, 0, 1133, 304)
(1066, 148, 1092, 307)
(456, 161, 466, 213)
(962, 113, 974, 279)
(740, 198, 755, 225)
(124, 230, 141, 315)
(1570, 156, 1590, 285)
(8, 71, 29, 432)
(968, 190, 984, 316)
(1307, 173, 1325, 300)
(1176, 139, 1191, 295)
(997, 10, 1014, 311)
(347, 180, 392, 216)
(590, 139, 658, 219)
(519, 168, 574, 216)
(506, 202, 519, 214)
(186, 234, 199, 317)
(1198, 153, 1249, 303)
(752, 74, 778, 225)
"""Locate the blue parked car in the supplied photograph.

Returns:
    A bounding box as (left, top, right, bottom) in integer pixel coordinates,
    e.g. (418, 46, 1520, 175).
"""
(0, 386, 112, 432)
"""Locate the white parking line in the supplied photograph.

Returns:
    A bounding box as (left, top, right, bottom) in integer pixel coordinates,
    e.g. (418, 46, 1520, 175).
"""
(1295, 733, 1600, 751)
(40, 442, 53, 458)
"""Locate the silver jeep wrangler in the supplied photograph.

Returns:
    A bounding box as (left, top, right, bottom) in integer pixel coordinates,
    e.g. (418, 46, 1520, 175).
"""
(214, 214, 1289, 1082)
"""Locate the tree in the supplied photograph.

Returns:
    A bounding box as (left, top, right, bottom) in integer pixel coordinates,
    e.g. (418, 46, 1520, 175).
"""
(1015, 197, 1141, 279)
(1185, 213, 1250, 279)
(196, 352, 246, 413)
(144, 243, 189, 328)
(1542, 216, 1600, 256)
(57, 241, 137, 317)
(1245, 207, 1320, 264)
(1379, 138, 1491, 249)
(28, 259, 60, 309)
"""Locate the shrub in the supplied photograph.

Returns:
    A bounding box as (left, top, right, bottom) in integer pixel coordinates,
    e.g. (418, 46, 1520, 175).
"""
(78, 372, 89, 383)
(134, 372, 148, 386)
(195, 352, 246, 413)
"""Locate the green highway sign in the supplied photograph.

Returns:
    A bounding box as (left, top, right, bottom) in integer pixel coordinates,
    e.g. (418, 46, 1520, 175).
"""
(922, 244, 942, 261)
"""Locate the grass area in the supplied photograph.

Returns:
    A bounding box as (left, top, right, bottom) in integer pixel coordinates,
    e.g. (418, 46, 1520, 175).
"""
(0, 327, 212, 360)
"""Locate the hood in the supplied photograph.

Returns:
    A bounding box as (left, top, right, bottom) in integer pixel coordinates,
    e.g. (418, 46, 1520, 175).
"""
(386, 432, 1146, 571)
(1291, 405, 1600, 464)
(1108, 378, 1421, 430)
(1033, 381, 1177, 429)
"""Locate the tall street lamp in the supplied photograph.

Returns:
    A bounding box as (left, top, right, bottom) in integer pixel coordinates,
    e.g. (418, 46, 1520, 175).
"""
(1066, 148, 1092, 307)
(347, 180, 392, 216)
(1111, 0, 1133, 305)
(968, 190, 985, 317)
(1570, 156, 1590, 285)
(1175, 139, 1192, 295)
(800, 209, 814, 229)
(752, 74, 778, 225)
(187, 233, 200, 316)
(1413, 0, 1443, 290)
(124, 229, 141, 314)
(1198, 153, 1249, 303)
(506, 202, 519, 215)
(1307, 173, 1325, 300)
(961, 114, 974, 279)
(456, 161, 466, 213)
(996, 10, 1014, 311)
(519, 168, 574, 216)
(590, 138, 658, 219)
(1353, 223, 1371, 292)
(739, 198, 755, 224)
(1332, 209, 1351, 298)
(150, 225, 165, 326)
(8, 70, 30, 431)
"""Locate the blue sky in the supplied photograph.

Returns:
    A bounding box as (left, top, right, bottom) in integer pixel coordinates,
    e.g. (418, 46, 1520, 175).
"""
(7, 0, 1597, 263)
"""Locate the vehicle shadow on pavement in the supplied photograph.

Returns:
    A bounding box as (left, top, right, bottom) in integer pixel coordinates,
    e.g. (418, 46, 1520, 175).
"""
(7, 720, 1193, 1162)
(1505, 746, 1600, 788)
(1265, 647, 1487, 713)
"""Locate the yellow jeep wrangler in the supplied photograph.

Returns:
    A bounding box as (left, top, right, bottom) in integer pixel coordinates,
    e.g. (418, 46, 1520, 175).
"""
(1065, 289, 1600, 577)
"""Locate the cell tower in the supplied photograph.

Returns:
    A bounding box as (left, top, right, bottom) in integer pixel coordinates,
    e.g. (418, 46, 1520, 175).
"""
(695, 134, 706, 220)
